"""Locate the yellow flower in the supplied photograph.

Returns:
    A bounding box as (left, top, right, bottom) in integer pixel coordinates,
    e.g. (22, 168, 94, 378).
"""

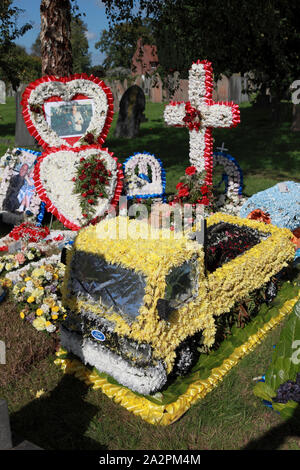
(20, 311, 25, 319)
(35, 389, 45, 398)
(27, 296, 35, 303)
(51, 306, 60, 313)
(51, 314, 58, 320)
(36, 308, 44, 316)
(25, 277, 31, 282)
(20, 287, 26, 292)
(32, 316, 47, 331)
(46, 321, 52, 327)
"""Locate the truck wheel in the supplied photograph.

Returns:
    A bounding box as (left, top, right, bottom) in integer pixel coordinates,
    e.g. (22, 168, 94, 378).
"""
(172, 333, 201, 377)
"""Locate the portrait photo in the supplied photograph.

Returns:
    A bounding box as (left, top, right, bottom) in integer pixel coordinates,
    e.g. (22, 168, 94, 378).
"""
(44, 99, 94, 138)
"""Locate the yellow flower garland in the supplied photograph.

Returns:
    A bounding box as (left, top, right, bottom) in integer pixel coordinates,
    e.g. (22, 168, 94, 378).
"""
(54, 293, 299, 425)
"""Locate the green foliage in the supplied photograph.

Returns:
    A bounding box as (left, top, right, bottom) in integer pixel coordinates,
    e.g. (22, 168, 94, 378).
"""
(0, 0, 33, 88)
(253, 298, 300, 418)
(102, 0, 300, 99)
(71, 16, 91, 73)
(95, 18, 155, 70)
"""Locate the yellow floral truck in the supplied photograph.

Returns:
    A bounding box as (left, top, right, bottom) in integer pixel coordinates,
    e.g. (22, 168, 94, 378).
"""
(61, 213, 295, 394)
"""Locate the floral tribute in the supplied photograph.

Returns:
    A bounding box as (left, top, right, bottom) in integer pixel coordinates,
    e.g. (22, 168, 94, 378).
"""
(33, 145, 123, 230)
(170, 165, 214, 210)
(11, 261, 66, 333)
(0, 148, 42, 218)
(59, 213, 295, 396)
(164, 60, 240, 188)
(123, 152, 166, 200)
(240, 181, 300, 232)
(8, 222, 50, 243)
(21, 74, 114, 149)
(0, 246, 43, 277)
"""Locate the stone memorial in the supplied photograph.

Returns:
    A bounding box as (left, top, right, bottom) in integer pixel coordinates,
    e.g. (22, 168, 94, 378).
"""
(15, 84, 37, 147)
(0, 80, 6, 104)
(114, 85, 146, 138)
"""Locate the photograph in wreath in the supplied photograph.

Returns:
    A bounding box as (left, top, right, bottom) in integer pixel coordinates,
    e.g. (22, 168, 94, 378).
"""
(44, 99, 94, 138)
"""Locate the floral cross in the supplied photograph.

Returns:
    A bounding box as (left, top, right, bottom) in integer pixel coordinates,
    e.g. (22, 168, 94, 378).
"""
(164, 60, 240, 185)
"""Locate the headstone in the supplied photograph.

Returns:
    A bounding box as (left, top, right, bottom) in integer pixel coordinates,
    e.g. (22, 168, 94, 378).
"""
(170, 79, 189, 102)
(0, 400, 13, 450)
(15, 83, 37, 147)
(0, 80, 6, 104)
(229, 74, 249, 104)
(214, 75, 230, 102)
(114, 85, 146, 138)
(149, 74, 163, 103)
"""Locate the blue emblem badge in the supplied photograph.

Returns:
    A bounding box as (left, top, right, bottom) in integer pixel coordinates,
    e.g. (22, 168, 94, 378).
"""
(91, 330, 106, 341)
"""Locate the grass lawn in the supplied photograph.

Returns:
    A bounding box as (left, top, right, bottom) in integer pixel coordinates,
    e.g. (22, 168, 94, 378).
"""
(0, 96, 300, 450)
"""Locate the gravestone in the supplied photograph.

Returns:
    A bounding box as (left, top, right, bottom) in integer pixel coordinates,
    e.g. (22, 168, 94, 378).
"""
(114, 85, 146, 138)
(149, 74, 163, 103)
(15, 83, 37, 147)
(0, 399, 42, 450)
(0, 80, 6, 104)
(229, 74, 248, 103)
(0, 399, 12, 449)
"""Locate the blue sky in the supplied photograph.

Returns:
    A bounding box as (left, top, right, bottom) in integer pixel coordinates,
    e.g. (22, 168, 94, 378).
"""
(12, 0, 109, 65)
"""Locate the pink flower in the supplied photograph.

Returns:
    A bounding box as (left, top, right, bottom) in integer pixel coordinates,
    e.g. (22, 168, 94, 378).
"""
(15, 253, 26, 264)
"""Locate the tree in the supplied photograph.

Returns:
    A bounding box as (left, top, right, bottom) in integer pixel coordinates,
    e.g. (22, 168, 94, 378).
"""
(102, 0, 300, 101)
(70, 16, 91, 73)
(40, 0, 73, 76)
(95, 18, 154, 71)
(31, 16, 91, 74)
(0, 0, 32, 89)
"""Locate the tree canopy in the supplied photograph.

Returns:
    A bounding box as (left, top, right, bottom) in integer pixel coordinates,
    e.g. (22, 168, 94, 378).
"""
(101, 0, 300, 99)
(95, 18, 154, 71)
(0, 0, 33, 88)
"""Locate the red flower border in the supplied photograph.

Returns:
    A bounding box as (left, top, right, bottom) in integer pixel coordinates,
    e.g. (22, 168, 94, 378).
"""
(21, 74, 114, 150)
(33, 145, 124, 231)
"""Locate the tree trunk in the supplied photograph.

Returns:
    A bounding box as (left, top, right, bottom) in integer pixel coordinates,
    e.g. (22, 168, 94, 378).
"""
(40, 0, 72, 76)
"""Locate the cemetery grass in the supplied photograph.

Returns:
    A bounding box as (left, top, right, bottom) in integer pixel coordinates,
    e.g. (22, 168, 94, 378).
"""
(0, 97, 300, 449)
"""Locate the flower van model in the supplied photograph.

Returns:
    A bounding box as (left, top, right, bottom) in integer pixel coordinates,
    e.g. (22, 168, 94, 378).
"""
(60, 213, 295, 395)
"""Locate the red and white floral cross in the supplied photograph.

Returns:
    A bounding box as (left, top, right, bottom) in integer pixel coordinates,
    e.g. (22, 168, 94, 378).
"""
(164, 60, 240, 185)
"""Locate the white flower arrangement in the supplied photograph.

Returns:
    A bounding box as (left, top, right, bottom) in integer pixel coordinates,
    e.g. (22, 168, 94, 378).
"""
(35, 146, 120, 230)
(164, 60, 240, 182)
(123, 152, 166, 199)
(22, 76, 113, 150)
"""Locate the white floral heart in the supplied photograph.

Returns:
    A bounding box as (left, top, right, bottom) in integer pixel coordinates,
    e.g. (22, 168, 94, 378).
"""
(34, 146, 123, 230)
(21, 74, 114, 149)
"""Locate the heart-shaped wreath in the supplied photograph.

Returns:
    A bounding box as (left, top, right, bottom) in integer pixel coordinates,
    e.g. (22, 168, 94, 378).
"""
(33, 145, 123, 230)
(21, 74, 114, 149)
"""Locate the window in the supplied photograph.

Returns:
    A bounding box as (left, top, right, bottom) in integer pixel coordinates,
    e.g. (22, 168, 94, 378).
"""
(164, 259, 198, 310)
(70, 252, 146, 323)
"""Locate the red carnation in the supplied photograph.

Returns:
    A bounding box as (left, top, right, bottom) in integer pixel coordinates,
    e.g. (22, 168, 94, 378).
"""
(72, 177, 77, 182)
(84, 133, 95, 144)
(176, 182, 184, 190)
(185, 166, 197, 176)
(87, 189, 94, 195)
(81, 183, 88, 189)
(81, 192, 87, 197)
(178, 187, 189, 198)
(80, 157, 85, 162)
(79, 174, 87, 181)
(90, 179, 97, 186)
(200, 185, 209, 195)
(88, 199, 94, 204)
(201, 196, 210, 205)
